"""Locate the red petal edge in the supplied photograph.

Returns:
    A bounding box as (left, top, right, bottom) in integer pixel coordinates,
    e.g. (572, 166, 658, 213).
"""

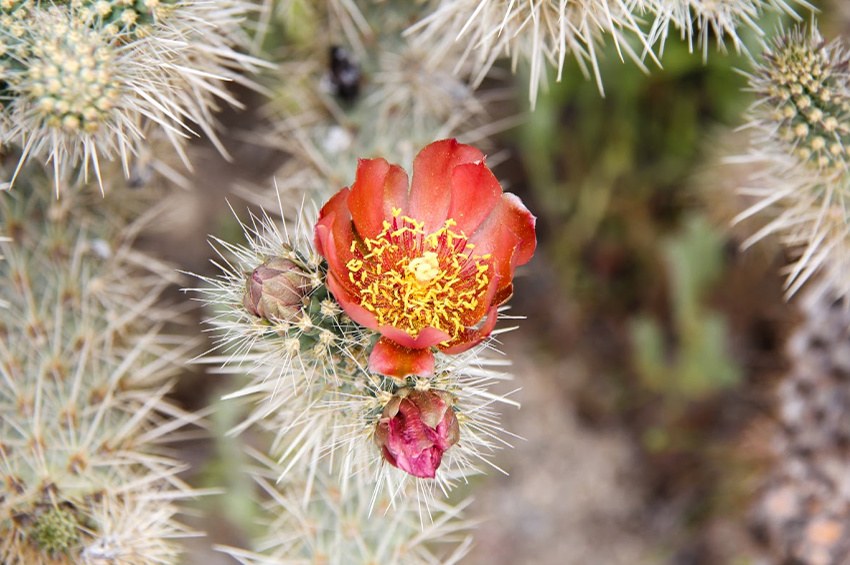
(408, 139, 485, 235)
(467, 194, 536, 287)
(368, 337, 436, 380)
(500, 192, 537, 267)
(314, 187, 355, 272)
(347, 158, 410, 241)
(325, 270, 380, 329)
(446, 161, 503, 237)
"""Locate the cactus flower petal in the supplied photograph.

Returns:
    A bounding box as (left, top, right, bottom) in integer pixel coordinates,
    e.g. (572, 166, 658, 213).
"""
(314, 139, 537, 379)
(368, 337, 436, 379)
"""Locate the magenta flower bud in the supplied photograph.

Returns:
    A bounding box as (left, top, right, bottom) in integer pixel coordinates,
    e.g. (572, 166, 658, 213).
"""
(243, 257, 311, 320)
(374, 388, 460, 479)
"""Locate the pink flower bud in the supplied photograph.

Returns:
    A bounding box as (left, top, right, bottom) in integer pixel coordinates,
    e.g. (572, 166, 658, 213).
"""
(374, 389, 460, 479)
(243, 257, 311, 320)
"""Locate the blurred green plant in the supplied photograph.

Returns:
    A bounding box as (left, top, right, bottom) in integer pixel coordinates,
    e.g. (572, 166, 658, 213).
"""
(194, 398, 262, 542)
(631, 215, 742, 404)
(515, 34, 753, 312)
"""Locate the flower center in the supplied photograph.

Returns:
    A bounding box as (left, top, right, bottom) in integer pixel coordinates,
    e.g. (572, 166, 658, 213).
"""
(346, 209, 491, 341)
(407, 251, 440, 283)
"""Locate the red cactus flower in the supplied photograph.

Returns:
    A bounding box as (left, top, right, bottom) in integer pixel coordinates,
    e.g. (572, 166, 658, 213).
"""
(374, 388, 460, 479)
(314, 139, 536, 379)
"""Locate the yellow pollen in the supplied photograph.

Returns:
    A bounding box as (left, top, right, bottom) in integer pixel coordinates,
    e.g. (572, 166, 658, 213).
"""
(408, 251, 440, 283)
(344, 216, 492, 342)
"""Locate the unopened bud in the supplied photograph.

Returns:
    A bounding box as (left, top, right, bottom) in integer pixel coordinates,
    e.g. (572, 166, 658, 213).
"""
(243, 257, 310, 320)
(374, 389, 460, 479)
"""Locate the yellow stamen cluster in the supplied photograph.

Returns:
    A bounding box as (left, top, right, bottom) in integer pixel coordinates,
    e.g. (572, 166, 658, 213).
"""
(346, 210, 491, 341)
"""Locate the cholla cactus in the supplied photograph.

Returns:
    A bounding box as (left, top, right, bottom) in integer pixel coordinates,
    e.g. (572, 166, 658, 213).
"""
(407, 0, 651, 107)
(643, 0, 811, 58)
(407, 0, 814, 108)
(0, 175, 198, 564)
(193, 134, 536, 565)
(0, 0, 263, 190)
(751, 281, 850, 565)
(194, 204, 373, 386)
(733, 25, 850, 298)
(194, 193, 524, 496)
(217, 453, 476, 565)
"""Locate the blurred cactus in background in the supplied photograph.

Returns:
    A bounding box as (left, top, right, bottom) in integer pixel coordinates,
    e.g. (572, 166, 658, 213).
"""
(752, 281, 850, 565)
(631, 215, 741, 401)
(245, 1, 508, 219)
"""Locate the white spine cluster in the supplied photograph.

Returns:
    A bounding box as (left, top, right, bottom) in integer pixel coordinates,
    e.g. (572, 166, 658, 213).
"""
(408, 0, 651, 107)
(643, 0, 811, 57)
(0, 0, 264, 191)
(734, 25, 850, 298)
(405, 0, 812, 108)
(218, 460, 476, 565)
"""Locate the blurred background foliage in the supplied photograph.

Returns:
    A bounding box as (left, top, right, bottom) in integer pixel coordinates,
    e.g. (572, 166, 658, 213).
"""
(499, 7, 830, 559)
